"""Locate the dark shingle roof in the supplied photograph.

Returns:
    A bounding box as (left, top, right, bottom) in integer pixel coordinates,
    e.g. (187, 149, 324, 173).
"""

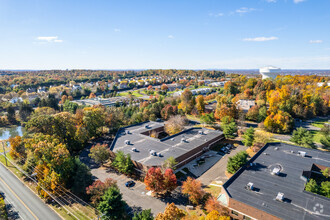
(222, 143, 330, 220)
(110, 121, 223, 167)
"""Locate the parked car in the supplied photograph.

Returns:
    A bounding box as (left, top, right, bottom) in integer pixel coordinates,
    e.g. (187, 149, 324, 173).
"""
(125, 180, 135, 187)
(217, 151, 225, 156)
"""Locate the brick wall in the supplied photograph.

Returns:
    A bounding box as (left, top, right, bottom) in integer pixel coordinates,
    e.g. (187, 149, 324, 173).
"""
(228, 198, 280, 220)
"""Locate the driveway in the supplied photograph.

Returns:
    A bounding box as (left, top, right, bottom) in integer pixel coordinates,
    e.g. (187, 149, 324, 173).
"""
(91, 167, 187, 216)
(198, 144, 246, 186)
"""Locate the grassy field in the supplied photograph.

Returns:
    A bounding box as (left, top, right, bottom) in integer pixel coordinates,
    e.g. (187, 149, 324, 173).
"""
(311, 119, 328, 128)
(204, 183, 222, 197)
(118, 90, 145, 98)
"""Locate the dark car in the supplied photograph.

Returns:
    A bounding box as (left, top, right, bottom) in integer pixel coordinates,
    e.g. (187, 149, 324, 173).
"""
(125, 180, 135, 187)
(217, 151, 225, 156)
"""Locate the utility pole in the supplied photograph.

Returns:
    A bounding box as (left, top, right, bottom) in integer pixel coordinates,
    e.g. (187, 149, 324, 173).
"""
(1, 141, 8, 166)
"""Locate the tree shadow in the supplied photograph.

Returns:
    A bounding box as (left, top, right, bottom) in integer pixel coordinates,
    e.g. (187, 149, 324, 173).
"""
(6, 204, 20, 220)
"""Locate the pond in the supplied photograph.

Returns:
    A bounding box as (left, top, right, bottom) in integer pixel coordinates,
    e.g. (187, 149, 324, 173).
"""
(0, 126, 24, 141)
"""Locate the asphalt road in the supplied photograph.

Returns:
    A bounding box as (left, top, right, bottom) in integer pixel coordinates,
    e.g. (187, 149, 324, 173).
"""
(0, 162, 60, 220)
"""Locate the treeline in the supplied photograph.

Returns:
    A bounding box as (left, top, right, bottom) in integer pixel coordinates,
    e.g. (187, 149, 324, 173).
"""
(0, 69, 225, 93)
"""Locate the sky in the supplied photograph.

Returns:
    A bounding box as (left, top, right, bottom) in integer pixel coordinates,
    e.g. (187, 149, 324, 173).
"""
(0, 0, 329, 70)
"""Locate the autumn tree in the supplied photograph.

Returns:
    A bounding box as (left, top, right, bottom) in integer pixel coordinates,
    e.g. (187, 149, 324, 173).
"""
(161, 104, 177, 120)
(163, 169, 177, 193)
(181, 177, 205, 205)
(165, 115, 187, 135)
(195, 95, 205, 114)
(144, 167, 165, 194)
(89, 144, 111, 165)
(86, 178, 117, 206)
(9, 136, 26, 161)
(161, 84, 169, 91)
(245, 105, 259, 122)
(179, 89, 194, 114)
(264, 110, 294, 134)
(205, 196, 221, 213)
(155, 203, 186, 220)
(205, 210, 230, 220)
(89, 93, 96, 98)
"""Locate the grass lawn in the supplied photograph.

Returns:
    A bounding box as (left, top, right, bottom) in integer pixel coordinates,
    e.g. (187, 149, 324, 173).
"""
(204, 184, 222, 197)
(310, 130, 324, 144)
(312, 119, 329, 128)
(118, 91, 144, 98)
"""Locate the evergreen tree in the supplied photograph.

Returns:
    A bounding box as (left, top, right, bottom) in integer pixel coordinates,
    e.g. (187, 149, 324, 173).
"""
(98, 186, 127, 220)
(242, 127, 255, 147)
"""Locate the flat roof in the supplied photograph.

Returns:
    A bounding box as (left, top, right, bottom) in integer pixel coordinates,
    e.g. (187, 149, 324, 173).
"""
(222, 143, 330, 220)
(110, 121, 223, 167)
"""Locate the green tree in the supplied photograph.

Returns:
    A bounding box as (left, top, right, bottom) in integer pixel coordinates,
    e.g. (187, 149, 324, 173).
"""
(227, 151, 248, 174)
(163, 156, 178, 170)
(305, 179, 319, 194)
(7, 105, 16, 124)
(19, 101, 33, 122)
(322, 168, 329, 178)
(70, 158, 93, 196)
(63, 100, 79, 113)
(200, 113, 215, 125)
(98, 186, 127, 220)
(89, 144, 110, 165)
(242, 127, 255, 147)
(320, 181, 330, 198)
(112, 151, 134, 174)
(221, 116, 237, 139)
(290, 127, 315, 149)
(133, 209, 154, 220)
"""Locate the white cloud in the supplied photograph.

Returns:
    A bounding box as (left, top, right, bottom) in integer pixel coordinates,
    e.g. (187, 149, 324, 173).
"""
(36, 36, 63, 43)
(209, 12, 224, 17)
(243, 36, 278, 42)
(114, 28, 121, 32)
(293, 0, 305, 3)
(168, 35, 174, 39)
(235, 7, 256, 14)
(309, 40, 323, 44)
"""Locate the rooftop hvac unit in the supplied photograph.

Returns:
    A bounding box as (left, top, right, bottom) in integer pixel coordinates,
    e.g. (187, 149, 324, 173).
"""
(246, 182, 254, 190)
(126, 130, 131, 134)
(181, 138, 186, 143)
(131, 148, 137, 152)
(125, 140, 130, 145)
(298, 151, 306, 157)
(274, 147, 279, 150)
(150, 150, 157, 156)
(272, 167, 280, 175)
(158, 153, 162, 157)
(145, 124, 149, 129)
(276, 192, 284, 202)
(199, 130, 204, 135)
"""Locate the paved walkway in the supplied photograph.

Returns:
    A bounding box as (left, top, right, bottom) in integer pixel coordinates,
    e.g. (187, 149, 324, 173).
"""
(198, 144, 246, 186)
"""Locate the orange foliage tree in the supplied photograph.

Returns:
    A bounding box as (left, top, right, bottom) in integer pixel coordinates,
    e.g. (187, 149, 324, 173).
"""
(181, 177, 205, 205)
(155, 203, 186, 220)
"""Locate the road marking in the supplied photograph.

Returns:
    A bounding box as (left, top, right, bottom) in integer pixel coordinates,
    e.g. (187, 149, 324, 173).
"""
(0, 176, 39, 220)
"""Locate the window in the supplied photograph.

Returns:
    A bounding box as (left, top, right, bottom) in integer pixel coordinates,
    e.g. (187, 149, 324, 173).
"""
(231, 210, 239, 216)
(243, 216, 252, 220)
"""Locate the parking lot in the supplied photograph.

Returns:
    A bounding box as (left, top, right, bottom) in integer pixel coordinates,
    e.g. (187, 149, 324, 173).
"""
(91, 167, 186, 216)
